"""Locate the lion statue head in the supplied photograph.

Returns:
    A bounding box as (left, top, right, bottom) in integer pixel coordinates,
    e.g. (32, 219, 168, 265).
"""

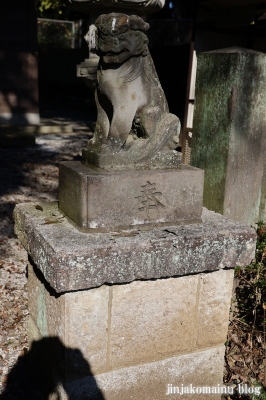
(95, 13, 150, 64)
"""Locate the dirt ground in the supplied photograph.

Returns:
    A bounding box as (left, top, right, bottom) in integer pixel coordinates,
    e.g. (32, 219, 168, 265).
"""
(0, 113, 92, 397)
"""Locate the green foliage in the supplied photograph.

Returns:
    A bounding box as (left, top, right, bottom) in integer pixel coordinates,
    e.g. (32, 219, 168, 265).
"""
(252, 385, 266, 400)
(235, 222, 266, 331)
(38, 0, 69, 20)
(37, 20, 73, 50)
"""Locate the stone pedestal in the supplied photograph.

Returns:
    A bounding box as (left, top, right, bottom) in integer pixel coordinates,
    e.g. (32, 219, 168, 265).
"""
(14, 202, 256, 399)
(191, 47, 266, 226)
(58, 161, 204, 231)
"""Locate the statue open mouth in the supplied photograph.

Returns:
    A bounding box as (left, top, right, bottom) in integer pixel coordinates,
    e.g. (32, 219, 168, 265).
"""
(104, 49, 128, 56)
(102, 48, 130, 64)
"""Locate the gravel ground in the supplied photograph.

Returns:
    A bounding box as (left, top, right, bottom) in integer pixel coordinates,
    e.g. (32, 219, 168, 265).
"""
(0, 120, 92, 395)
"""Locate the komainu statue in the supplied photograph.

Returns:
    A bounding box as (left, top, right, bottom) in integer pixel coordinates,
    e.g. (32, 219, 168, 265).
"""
(82, 13, 181, 170)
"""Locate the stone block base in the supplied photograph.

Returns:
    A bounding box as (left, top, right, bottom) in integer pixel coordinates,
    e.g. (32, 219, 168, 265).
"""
(13, 202, 256, 399)
(58, 161, 204, 231)
(63, 347, 225, 400)
(27, 260, 233, 399)
(29, 331, 224, 400)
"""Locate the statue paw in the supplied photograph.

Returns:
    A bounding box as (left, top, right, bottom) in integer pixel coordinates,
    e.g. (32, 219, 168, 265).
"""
(167, 134, 179, 150)
(106, 137, 125, 153)
(87, 137, 102, 151)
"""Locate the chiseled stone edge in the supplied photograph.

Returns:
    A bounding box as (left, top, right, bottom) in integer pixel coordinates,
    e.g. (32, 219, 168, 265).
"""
(63, 346, 225, 400)
(14, 201, 256, 293)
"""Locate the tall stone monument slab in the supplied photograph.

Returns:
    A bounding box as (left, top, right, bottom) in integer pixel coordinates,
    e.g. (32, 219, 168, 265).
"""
(191, 47, 266, 226)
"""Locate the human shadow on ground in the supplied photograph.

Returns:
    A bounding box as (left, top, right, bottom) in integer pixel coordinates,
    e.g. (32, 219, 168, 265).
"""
(0, 336, 105, 400)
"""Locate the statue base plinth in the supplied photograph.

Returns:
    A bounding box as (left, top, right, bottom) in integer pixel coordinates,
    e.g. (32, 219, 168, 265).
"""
(58, 161, 204, 231)
(82, 148, 182, 171)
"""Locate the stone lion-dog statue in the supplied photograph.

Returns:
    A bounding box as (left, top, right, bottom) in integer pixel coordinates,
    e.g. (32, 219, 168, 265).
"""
(83, 13, 181, 169)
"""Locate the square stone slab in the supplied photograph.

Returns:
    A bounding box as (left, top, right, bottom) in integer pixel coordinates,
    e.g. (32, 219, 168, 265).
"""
(14, 202, 256, 293)
(58, 161, 204, 231)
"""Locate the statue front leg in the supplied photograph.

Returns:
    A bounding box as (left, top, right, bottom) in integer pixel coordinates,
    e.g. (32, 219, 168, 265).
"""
(107, 104, 138, 151)
(87, 90, 110, 150)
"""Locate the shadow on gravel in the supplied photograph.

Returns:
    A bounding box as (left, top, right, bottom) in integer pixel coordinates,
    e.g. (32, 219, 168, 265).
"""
(0, 336, 105, 400)
(0, 137, 88, 199)
(0, 144, 58, 198)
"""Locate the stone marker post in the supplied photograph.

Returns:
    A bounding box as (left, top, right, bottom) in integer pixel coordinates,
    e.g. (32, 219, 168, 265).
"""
(14, 21, 257, 400)
(191, 47, 266, 226)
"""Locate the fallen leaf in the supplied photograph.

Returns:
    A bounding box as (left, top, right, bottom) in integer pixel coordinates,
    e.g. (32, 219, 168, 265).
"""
(111, 231, 139, 237)
(44, 220, 62, 224)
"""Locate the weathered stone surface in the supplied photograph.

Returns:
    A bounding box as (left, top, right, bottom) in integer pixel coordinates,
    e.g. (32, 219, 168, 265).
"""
(65, 287, 109, 374)
(82, 147, 182, 171)
(28, 262, 65, 340)
(28, 264, 234, 374)
(196, 269, 234, 349)
(28, 259, 236, 381)
(58, 161, 204, 230)
(191, 47, 266, 226)
(110, 276, 198, 367)
(60, 347, 225, 400)
(28, 315, 42, 342)
(14, 201, 256, 293)
(27, 261, 109, 375)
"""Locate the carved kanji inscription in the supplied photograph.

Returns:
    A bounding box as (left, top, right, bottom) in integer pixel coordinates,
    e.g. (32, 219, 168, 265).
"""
(135, 181, 165, 216)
